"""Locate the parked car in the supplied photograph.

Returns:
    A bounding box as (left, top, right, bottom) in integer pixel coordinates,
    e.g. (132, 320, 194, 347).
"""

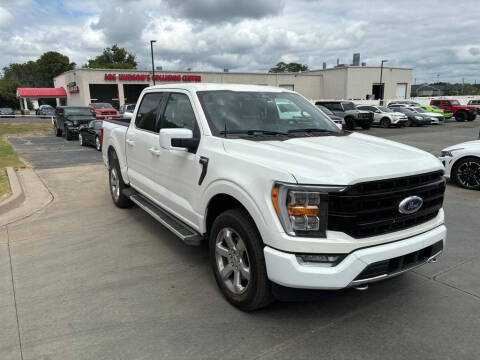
(102, 84, 446, 310)
(357, 105, 408, 128)
(410, 107, 444, 124)
(36, 104, 55, 116)
(79, 120, 103, 151)
(0, 107, 15, 118)
(430, 99, 476, 122)
(89, 103, 120, 120)
(119, 103, 136, 119)
(421, 105, 453, 119)
(315, 101, 373, 130)
(440, 140, 480, 190)
(315, 105, 343, 128)
(54, 106, 96, 140)
(388, 106, 431, 126)
(467, 99, 480, 114)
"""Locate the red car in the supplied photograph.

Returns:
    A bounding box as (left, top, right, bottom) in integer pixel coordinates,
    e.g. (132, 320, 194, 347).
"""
(430, 99, 476, 122)
(89, 103, 120, 120)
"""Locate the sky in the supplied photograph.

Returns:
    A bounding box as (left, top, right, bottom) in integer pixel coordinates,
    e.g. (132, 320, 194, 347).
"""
(0, 0, 479, 84)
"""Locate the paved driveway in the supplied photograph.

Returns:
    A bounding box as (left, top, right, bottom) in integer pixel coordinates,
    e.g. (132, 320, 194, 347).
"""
(1, 126, 479, 360)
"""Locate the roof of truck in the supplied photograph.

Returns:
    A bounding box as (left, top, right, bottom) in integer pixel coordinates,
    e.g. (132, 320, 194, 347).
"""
(143, 83, 290, 93)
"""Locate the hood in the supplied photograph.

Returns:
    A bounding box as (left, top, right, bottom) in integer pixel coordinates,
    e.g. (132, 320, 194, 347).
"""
(223, 133, 443, 185)
(93, 108, 117, 113)
(423, 112, 443, 117)
(443, 140, 480, 152)
(392, 112, 407, 117)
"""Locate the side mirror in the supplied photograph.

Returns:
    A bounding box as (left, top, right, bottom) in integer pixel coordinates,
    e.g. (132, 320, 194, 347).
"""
(159, 128, 199, 152)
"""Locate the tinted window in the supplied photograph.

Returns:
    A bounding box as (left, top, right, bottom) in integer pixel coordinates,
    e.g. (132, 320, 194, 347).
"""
(161, 93, 197, 131)
(441, 101, 450, 106)
(135, 93, 163, 132)
(342, 102, 356, 111)
(432, 100, 440, 106)
(317, 102, 343, 111)
(64, 107, 92, 116)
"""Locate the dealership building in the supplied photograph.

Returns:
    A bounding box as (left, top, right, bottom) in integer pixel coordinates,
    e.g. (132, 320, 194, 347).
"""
(52, 65, 412, 108)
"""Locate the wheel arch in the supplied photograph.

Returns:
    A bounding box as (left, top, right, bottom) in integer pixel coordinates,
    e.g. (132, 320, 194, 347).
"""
(451, 155, 480, 175)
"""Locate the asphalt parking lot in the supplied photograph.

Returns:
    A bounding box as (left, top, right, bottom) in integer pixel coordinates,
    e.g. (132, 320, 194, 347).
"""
(1, 121, 480, 360)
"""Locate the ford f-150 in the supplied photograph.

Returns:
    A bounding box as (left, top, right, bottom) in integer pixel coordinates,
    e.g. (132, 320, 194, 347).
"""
(102, 84, 447, 310)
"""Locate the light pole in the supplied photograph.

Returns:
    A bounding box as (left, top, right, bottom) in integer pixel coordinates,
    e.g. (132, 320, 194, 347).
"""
(150, 40, 156, 86)
(379, 59, 388, 105)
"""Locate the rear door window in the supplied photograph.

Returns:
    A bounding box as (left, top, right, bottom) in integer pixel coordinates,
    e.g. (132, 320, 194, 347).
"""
(135, 93, 164, 132)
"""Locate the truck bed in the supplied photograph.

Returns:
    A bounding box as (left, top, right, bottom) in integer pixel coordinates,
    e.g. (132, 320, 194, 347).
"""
(103, 118, 130, 127)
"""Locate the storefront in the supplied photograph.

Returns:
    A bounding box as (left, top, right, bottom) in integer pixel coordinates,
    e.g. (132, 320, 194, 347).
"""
(53, 66, 412, 108)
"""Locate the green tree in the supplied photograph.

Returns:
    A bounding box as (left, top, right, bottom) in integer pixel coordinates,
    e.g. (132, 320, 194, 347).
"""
(87, 44, 137, 69)
(269, 62, 308, 73)
(2, 51, 75, 87)
(0, 78, 22, 108)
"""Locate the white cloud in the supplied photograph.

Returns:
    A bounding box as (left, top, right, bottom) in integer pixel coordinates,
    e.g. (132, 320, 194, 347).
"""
(0, 0, 479, 84)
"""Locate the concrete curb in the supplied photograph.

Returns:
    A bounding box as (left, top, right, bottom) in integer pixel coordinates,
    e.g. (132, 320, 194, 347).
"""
(0, 167, 25, 216)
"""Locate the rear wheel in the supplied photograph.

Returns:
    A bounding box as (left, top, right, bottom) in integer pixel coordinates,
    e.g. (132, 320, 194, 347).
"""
(54, 123, 62, 136)
(360, 123, 371, 130)
(406, 119, 412, 127)
(65, 127, 73, 140)
(455, 111, 467, 122)
(108, 154, 132, 208)
(209, 208, 273, 311)
(95, 136, 101, 151)
(453, 157, 480, 190)
(380, 118, 391, 128)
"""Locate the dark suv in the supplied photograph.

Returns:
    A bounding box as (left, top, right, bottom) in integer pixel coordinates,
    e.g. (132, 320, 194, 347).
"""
(54, 106, 96, 140)
(315, 101, 373, 130)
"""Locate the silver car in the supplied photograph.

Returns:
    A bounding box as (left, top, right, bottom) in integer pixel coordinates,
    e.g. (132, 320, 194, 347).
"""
(410, 107, 444, 124)
(357, 105, 408, 128)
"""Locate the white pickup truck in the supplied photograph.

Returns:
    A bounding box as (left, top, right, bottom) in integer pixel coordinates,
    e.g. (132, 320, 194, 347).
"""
(102, 84, 447, 310)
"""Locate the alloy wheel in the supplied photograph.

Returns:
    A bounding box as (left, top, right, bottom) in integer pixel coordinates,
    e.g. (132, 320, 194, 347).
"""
(456, 160, 480, 188)
(96, 137, 101, 151)
(79, 134, 83, 145)
(110, 168, 120, 201)
(215, 227, 251, 295)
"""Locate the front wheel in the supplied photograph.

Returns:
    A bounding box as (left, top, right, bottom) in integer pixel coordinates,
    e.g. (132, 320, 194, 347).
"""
(209, 208, 273, 311)
(79, 133, 85, 146)
(360, 122, 371, 130)
(453, 157, 480, 190)
(455, 111, 467, 122)
(380, 118, 391, 128)
(344, 117, 355, 130)
(65, 127, 73, 140)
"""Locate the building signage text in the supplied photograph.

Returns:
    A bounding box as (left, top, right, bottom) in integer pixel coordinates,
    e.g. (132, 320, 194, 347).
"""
(104, 73, 201, 82)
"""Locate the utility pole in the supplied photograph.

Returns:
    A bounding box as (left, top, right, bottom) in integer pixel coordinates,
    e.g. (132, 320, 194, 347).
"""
(150, 40, 157, 86)
(379, 59, 388, 105)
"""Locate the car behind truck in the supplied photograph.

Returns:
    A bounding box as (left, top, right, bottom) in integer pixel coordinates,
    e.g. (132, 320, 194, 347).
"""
(102, 84, 447, 310)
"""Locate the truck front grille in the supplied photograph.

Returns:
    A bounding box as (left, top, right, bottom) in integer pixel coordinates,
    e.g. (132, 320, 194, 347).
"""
(328, 171, 445, 238)
(354, 240, 444, 281)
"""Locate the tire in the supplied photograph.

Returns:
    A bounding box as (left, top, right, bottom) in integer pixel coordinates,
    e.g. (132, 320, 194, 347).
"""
(54, 124, 62, 137)
(452, 157, 480, 190)
(406, 119, 412, 127)
(79, 133, 85, 146)
(455, 111, 467, 122)
(108, 153, 132, 208)
(360, 123, 371, 130)
(95, 136, 101, 151)
(344, 117, 355, 130)
(65, 128, 73, 140)
(468, 113, 475, 121)
(209, 208, 273, 311)
(380, 118, 391, 128)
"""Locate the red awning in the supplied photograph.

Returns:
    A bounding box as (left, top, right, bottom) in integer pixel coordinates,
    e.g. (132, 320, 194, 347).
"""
(17, 88, 67, 98)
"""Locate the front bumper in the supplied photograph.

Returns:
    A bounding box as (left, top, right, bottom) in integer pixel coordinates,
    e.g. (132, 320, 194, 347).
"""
(264, 224, 446, 290)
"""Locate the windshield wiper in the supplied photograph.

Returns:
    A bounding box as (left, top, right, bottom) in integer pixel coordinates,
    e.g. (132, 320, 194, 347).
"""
(288, 128, 334, 133)
(219, 129, 289, 136)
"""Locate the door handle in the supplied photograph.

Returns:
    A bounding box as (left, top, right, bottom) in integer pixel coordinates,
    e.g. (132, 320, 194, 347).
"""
(149, 148, 162, 156)
(126, 139, 135, 146)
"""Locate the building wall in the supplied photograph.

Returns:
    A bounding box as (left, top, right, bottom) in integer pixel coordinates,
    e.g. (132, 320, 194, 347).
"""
(346, 67, 412, 100)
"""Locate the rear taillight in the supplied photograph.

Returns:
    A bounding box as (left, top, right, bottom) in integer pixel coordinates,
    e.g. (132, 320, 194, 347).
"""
(100, 127, 104, 148)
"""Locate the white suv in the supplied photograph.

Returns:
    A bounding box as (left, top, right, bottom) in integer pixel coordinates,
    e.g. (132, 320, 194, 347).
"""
(357, 105, 408, 128)
(102, 84, 446, 310)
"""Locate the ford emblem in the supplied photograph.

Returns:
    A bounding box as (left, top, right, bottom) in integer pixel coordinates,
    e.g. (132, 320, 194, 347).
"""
(398, 196, 423, 214)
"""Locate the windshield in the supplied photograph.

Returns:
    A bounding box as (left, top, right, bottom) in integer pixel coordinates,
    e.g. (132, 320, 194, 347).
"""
(92, 103, 113, 109)
(413, 107, 427, 113)
(342, 102, 356, 111)
(197, 91, 339, 136)
(378, 106, 392, 112)
(451, 100, 460, 105)
(64, 107, 93, 116)
(316, 105, 333, 115)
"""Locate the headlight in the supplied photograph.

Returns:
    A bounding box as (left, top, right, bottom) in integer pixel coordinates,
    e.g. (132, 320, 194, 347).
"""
(441, 148, 463, 157)
(271, 183, 346, 237)
(414, 116, 423, 120)
(430, 117, 437, 121)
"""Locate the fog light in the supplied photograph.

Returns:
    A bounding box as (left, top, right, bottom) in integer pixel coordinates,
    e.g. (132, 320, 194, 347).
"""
(296, 254, 345, 266)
